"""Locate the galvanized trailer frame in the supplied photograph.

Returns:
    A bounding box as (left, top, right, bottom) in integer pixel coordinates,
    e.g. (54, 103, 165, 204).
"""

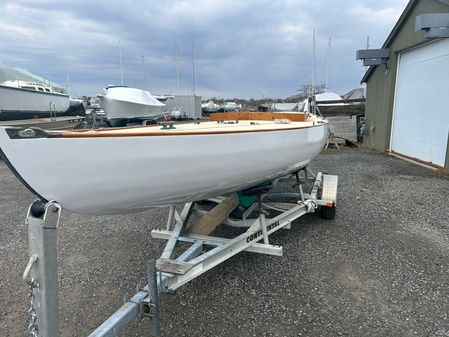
(22, 169, 338, 337)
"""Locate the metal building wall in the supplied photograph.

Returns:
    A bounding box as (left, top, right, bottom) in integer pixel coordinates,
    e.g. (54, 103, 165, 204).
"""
(163, 95, 202, 119)
(364, 0, 449, 154)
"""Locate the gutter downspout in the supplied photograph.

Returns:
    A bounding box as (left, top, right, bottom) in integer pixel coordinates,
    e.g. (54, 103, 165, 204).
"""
(388, 52, 401, 153)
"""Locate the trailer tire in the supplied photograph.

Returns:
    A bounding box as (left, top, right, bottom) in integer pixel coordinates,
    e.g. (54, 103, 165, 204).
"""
(321, 206, 336, 220)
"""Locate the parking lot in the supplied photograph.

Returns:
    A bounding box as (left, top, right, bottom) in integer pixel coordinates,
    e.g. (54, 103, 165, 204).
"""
(1, 148, 449, 337)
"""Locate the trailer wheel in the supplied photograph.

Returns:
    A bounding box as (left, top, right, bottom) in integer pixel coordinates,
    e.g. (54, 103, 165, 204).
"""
(320, 206, 336, 220)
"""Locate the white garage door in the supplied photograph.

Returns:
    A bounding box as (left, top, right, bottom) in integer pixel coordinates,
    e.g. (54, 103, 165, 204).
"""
(391, 38, 449, 167)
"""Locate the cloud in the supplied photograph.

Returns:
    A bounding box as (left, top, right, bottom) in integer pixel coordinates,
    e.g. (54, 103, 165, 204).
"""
(350, 3, 408, 25)
(0, 22, 39, 39)
(0, 0, 408, 98)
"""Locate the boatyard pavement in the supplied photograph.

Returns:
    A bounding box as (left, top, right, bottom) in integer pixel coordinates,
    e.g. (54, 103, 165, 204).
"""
(1, 148, 449, 337)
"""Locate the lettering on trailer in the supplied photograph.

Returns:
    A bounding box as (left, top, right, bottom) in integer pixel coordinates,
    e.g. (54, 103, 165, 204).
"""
(246, 221, 281, 243)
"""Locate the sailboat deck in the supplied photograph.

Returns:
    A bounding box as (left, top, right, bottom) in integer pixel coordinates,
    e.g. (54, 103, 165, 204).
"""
(49, 115, 325, 138)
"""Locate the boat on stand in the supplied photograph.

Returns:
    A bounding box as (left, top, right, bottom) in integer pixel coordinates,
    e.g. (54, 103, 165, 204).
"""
(0, 80, 70, 121)
(0, 112, 328, 215)
(201, 100, 219, 115)
(97, 85, 166, 127)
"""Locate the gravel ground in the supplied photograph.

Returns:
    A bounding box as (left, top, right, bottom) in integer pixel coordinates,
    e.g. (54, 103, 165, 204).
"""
(1, 148, 449, 337)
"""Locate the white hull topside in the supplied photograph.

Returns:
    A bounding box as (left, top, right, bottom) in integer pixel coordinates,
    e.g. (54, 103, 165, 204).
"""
(0, 85, 69, 114)
(98, 96, 165, 120)
(98, 86, 165, 120)
(0, 118, 328, 215)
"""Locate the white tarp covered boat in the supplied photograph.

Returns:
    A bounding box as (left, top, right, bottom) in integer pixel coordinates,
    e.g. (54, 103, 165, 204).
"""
(98, 85, 165, 127)
(223, 101, 240, 111)
(298, 92, 343, 113)
(201, 100, 219, 113)
(0, 112, 328, 215)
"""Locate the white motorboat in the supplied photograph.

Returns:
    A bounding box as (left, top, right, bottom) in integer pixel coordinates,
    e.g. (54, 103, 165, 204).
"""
(0, 80, 70, 120)
(223, 101, 239, 112)
(0, 112, 328, 215)
(201, 100, 219, 114)
(98, 85, 165, 127)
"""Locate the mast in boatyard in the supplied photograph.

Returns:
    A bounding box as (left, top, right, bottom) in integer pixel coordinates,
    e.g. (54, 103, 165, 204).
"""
(192, 40, 197, 96)
(325, 37, 332, 93)
(175, 46, 180, 92)
(142, 55, 147, 89)
(118, 40, 124, 85)
(312, 28, 316, 97)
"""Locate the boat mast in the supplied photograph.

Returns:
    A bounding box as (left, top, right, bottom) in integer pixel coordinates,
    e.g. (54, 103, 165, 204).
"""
(119, 40, 124, 85)
(65, 71, 70, 93)
(192, 40, 196, 96)
(142, 55, 147, 89)
(312, 29, 316, 97)
(325, 37, 332, 93)
(175, 46, 180, 92)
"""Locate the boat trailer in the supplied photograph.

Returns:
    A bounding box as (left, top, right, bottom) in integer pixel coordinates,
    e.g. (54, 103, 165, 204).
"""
(22, 169, 338, 337)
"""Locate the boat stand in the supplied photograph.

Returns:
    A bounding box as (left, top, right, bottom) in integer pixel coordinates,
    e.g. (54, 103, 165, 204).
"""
(22, 169, 338, 337)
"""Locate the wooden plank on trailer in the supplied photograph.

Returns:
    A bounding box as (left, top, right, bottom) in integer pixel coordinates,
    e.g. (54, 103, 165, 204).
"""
(156, 258, 193, 275)
(187, 194, 239, 235)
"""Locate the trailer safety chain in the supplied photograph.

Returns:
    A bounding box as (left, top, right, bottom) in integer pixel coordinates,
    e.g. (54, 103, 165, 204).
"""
(26, 284, 39, 337)
(23, 255, 39, 337)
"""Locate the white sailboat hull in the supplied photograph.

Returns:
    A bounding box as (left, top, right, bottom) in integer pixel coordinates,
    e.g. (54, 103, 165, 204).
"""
(0, 120, 328, 215)
(0, 85, 70, 120)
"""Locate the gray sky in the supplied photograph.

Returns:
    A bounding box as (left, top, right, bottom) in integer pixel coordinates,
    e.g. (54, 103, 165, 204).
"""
(0, 0, 408, 98)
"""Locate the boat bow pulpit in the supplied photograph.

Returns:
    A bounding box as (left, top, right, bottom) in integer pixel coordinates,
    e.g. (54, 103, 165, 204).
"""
(21, 168, 338, 337)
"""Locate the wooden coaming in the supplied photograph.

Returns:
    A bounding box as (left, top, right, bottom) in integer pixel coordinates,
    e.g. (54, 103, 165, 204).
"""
(210, 111, 307, 122)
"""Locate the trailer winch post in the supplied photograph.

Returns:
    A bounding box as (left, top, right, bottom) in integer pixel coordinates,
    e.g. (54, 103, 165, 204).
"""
(24, 200, 61, 337)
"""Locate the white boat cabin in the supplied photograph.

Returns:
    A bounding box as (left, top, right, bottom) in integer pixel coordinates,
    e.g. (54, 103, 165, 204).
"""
(2, 80, 62, 94)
